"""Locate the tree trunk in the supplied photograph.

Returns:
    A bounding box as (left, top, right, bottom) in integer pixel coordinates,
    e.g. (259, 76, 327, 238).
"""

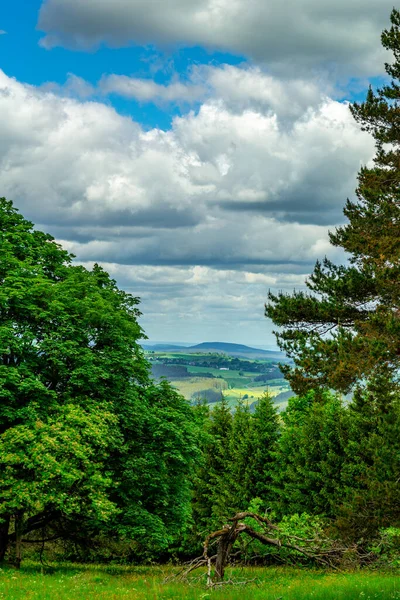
(0, 515, 10, 562)
(214, 524, 239, 581)
(199, 511, 350, 584)
(14, 512, 23, 570)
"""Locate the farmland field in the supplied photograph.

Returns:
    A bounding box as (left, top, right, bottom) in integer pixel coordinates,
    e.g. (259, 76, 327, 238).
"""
(0, 563, 399, 600)
(172, 376, 227, 399)
(146, 347, 293, 409)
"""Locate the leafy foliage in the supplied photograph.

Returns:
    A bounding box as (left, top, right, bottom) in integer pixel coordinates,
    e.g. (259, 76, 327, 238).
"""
(0, 198, 198, 562)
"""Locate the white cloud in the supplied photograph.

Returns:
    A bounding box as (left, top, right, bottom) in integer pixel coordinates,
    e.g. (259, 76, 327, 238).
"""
(99, 74, 204, 103)
(76, 262, 311, 344)
(42, 73, 96, 98)
(37, 0, 393, 76)
(0, 68, 374, 343)
(203, 65, 327, 118)
(93, 65, 325, 119)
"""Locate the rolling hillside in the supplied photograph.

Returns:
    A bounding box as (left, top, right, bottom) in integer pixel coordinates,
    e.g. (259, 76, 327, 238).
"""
(143, 341, 287, 360)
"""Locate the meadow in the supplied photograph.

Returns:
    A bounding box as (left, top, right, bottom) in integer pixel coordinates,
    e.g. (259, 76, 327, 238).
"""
(171, 377, 228, 399)
(0, 564, 399, 600)
(147, 349, 292, 409)
(223, 384, 290, 408)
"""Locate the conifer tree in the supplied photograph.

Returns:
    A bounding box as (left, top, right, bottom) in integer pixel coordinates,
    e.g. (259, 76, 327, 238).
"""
(229, 400, 256, 510)
(252, 392, 280, 501)
(266, 10, 400, 394)
(191, 397, 233, 537)
(272, 391, 346, 518)
(339, 374, 400, 539)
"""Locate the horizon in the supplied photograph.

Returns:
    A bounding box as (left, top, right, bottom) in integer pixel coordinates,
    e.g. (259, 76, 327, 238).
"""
(142, 340, 281, 351)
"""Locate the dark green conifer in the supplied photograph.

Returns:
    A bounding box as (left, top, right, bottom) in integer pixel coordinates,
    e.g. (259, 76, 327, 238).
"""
(191, 397, 233, 537)
(251, 392, 280, 501)
(339, 374, 400, 539)
(272, 391, 346, 518)
(229, 400, 256, 510)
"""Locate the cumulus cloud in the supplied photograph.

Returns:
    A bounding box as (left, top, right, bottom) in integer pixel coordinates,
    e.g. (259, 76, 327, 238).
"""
(203, 65, 327, 118)
(0, 68, 373, 342)
(95, 65, 325, 119)
(37, 0, 393, 76)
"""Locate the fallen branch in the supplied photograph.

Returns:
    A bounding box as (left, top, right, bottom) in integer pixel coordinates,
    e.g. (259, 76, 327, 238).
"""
(200, 511, 366, 582)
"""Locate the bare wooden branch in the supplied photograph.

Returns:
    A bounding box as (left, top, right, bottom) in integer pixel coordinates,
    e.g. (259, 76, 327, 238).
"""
(199, 511, 363, 582)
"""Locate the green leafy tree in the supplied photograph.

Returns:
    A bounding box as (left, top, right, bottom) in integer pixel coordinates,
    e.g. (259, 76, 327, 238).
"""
(0, 198, 198, 562)
(111, 380, 200, 558)
(0, 405, 119, 565)
(266, 10, 400, 394)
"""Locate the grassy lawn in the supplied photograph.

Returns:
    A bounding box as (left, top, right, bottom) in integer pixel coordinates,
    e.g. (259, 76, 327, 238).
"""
(0, 564, 399, 600)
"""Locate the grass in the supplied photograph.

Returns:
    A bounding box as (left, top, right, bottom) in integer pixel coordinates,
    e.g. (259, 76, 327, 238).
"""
(0, 563, 399, 600)
(172, 378, 227, 399)
(170, 375, 290, 408)
(224, 385, 290, 404)
(149, 352, 290, 408)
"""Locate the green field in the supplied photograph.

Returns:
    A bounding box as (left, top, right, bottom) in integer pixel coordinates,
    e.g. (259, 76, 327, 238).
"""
(0, 564, 399, 600)
(147, 350, 290, 407)
(186, 365, 241, 377)
(223, 385, 291, 408)
(172, 377, 228, 399)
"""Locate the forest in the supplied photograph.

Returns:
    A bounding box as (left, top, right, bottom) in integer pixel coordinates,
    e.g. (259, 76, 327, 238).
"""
(0, 8, 399, 600)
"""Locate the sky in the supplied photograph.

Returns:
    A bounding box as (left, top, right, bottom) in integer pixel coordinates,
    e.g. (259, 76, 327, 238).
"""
(0, 1, 394, 346)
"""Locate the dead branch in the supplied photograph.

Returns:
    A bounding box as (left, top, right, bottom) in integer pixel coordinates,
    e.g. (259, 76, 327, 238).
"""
(199, 511, 365, 583)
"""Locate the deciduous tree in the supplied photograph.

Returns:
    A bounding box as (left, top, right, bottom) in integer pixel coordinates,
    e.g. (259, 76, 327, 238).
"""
(0, 198, 198, 563)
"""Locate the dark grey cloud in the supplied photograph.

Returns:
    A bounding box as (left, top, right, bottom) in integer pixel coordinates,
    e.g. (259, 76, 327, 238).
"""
(37, 0, 393, 76)
(44, 206, 202, 229)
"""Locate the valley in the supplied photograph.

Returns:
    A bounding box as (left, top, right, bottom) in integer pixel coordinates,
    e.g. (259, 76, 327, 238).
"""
(144, 341, 294, 410)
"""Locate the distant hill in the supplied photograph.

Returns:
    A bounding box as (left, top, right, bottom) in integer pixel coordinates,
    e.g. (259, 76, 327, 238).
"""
(142, 344, 186, 352)
(188, 342, 287, 360)
(143, 341, 288, 361)
(189, 342, 269, 354)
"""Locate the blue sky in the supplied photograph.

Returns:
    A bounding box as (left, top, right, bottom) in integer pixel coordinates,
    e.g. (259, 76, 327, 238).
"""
(1, 1, 244, 129)
(0, 0, 394, 344)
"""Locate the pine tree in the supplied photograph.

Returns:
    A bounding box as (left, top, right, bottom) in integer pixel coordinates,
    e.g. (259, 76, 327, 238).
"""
(338, 374, 400, 540)
(229, 400, 256, 510)
(191, 397, 233, 538)
(266, 10, 400, 394)
(272, 391, 346, 519)
(251, 393, 280, 502)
